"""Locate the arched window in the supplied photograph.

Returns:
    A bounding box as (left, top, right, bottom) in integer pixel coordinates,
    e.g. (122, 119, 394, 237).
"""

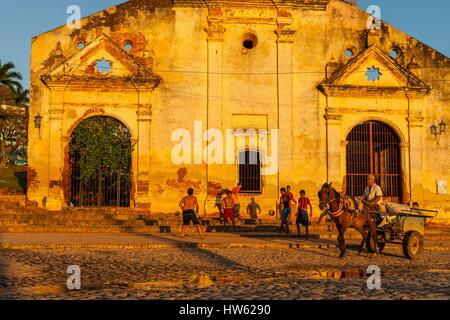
(238, 150, 262, 193)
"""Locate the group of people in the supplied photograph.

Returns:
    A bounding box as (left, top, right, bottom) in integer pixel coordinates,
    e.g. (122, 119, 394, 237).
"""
(178, 183, 246, 239)
(279, 186, 313, 238)
(178, 183, 315, 239)
(178, 175, 421, 239)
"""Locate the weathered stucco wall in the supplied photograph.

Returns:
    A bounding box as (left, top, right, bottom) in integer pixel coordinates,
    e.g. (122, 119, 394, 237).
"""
(28, 0, 449, 223)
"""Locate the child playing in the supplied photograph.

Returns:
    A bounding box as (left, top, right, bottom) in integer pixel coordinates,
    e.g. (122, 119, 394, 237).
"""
(296, 190, 313, 239)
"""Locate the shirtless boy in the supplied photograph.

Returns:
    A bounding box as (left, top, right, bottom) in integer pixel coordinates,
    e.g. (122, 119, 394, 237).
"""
(222, 190, 236, 226)
(179, 188, 204, 239)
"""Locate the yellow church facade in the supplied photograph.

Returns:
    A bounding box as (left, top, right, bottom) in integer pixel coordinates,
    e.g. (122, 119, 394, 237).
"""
(27, 0, 450, 223)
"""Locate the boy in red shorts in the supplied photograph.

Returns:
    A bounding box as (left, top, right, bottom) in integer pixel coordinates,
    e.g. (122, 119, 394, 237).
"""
(296, 190, 313, 239)
(222, 190, 236, 226)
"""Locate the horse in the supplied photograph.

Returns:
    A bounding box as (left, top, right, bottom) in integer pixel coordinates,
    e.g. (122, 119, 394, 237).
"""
(318, 183, 379, 258)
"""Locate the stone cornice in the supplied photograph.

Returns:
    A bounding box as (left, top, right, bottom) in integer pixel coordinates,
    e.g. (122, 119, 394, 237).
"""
(326, 107, 424, 117)
(407, 115, 425, 127)
(137, 109, 152, 122)
(49, 108, 65, 120)
(204, 26, 226, 42)
(318, 84, 431, 98)
(40, 75, 161, 92)
(173, 0, 329, 10)
(276, 29, 297, 43)
(63, 103, 152, 109)
(324, 114, 343, 121)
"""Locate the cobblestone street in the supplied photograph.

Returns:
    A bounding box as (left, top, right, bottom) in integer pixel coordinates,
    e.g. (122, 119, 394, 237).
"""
(0, 240, 449, 300)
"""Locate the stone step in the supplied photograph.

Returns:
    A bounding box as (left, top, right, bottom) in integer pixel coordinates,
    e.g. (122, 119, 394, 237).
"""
(0, 225, 166, 233)
(0, 224, 281, 234)
(0, 212, 149, 218)
(0, 216, 158, 222)
(0, 219, 151, 227)
(0, 204, 151, 216)
(4, 213, 148, 219)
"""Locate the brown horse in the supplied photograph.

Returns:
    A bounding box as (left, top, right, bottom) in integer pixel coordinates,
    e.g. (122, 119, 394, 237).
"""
(318, 183, 379, 258)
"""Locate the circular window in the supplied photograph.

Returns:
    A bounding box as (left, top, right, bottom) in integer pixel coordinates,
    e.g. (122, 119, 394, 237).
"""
(243, 40, 254, 50)
(242, 33, 258, 51)
(345, 48, 355, 58)
(390, 47, 401, 59)
(124, 41, 133, 52)
(77, 41, 85, 50)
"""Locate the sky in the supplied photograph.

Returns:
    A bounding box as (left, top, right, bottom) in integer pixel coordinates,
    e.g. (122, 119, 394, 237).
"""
(0, 0, 448, 89)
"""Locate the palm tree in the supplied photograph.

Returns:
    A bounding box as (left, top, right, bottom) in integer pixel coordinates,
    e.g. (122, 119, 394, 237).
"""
(13, 87, 29, 107)
(0, 60, 23, 92)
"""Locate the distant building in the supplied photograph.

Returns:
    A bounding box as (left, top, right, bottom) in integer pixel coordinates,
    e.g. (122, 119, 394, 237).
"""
(27, 0, 449, 223)
(0, 85, 26, 118)
(0, 85, 13, 105)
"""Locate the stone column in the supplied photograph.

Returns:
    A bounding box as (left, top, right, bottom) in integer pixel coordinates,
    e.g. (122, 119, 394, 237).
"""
(325, 114, 343, 187)
(408, 115, 425, 204)
(204, 19, 226, 205)
(400, 142, 411, 204)
(46, 89, 65, 210)
(135, 94, 152, 211)
(204, 23, 225, 130)
(276, 27, 296, 182)
(340, 140, 349, 192)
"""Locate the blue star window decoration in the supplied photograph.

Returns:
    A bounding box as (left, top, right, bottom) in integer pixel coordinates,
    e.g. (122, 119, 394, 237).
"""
(365, 65, 382, 81)
(95, 58, 112, 74)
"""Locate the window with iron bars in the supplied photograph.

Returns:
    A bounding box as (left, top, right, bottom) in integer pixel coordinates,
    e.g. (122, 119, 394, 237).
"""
(238, 150, 262, 193)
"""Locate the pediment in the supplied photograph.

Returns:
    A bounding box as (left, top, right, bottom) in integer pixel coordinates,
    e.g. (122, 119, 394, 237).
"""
(43, 34, 160, 89)
(318, 46, 431, 97)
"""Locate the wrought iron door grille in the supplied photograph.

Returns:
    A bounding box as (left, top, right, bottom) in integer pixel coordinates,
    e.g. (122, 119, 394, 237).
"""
(239, 150, 262, 193)
(69, 117, 132, 208)
(346, 121, 402, 202)
(70, 150, 131, 208)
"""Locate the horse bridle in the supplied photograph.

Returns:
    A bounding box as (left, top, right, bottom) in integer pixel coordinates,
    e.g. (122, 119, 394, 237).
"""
(320, 186, 344, 218)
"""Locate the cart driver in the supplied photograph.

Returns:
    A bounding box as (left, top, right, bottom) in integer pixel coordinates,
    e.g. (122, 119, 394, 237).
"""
(363, 175, 388, 225)
(363, 175, 383, 206)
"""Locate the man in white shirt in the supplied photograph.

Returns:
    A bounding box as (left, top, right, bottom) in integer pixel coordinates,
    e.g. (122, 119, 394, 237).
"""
(363, 175, 384, 206)
(363, 175, 388, 225)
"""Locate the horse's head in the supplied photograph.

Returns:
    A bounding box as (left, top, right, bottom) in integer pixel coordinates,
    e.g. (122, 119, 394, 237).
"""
(318, 182, 337, 211)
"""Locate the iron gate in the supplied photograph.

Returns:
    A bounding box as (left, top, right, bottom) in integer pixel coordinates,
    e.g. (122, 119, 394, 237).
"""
(346, 121, 402, 203)
(69, 117, 132, 207)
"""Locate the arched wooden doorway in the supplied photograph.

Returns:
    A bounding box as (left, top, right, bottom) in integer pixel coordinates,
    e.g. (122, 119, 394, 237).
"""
(69, 116, 132, 207)
(346, 121, 402, 203)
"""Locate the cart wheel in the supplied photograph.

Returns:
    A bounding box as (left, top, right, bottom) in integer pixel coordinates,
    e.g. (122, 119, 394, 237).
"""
(402, 231, 424, 259)
(366, 232, 385, 253)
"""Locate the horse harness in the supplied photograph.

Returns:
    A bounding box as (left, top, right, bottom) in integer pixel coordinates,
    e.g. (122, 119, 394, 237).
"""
(324, 191, 361, 225)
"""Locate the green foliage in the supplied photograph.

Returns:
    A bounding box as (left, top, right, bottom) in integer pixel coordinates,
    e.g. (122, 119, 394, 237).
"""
(13, 87, 29, 107)
(0, 113, 28, 167)
(0, 60, 28, 167)
(70, 117, 133, 183)
(0, 60, 23, 92)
